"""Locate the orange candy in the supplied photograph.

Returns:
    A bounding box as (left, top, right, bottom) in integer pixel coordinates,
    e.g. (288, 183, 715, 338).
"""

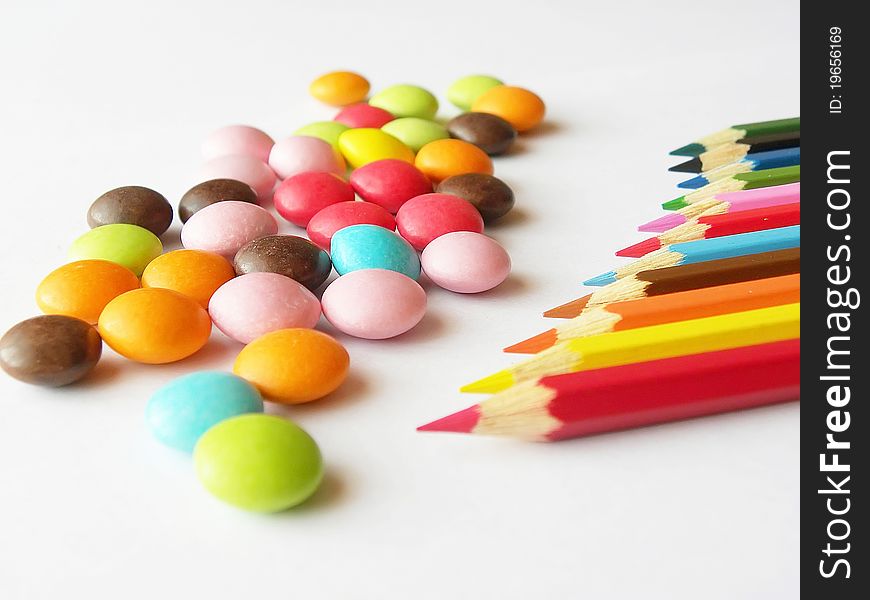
(233, 328, 349, 404)
(141, 249, 235, 309)
(471, 85, 546, 132)
(36, 260, 140, 324)
(98, 288, 212, 364)
(309, 71, 370, 106)
(414, 139, 494, 183)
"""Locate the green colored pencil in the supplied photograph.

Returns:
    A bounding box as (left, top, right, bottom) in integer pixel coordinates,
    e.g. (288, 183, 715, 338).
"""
(670, 117, 800, 157)
(663, 165, 801, 210)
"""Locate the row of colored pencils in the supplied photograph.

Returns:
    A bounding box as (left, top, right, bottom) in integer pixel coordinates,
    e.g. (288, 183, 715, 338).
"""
(419, 117, 800, 442)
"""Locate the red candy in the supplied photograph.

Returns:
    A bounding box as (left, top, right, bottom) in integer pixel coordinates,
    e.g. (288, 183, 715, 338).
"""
(349, 159, 432, 214)
(334, 103, 394, 128)
(273, 172, 355, 227)
(307, 201, 396, 250)
(395, 193, 484, 251)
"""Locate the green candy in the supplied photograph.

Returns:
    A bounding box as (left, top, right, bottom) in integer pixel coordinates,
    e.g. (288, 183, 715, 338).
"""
(447, 75, 503, 111)
(68, 223, 162, 276)
(369, 84, 438, 120)
(194, 414, 323, 513)
(381, 117, 449, 152)
(294, 121, 349, 149)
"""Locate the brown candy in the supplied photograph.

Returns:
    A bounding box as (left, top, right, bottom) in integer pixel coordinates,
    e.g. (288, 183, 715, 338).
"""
(0, 315, 102, 386)
(436, 173, 515, 222)
(178, 178, 259, 223)
(233, 235, 332, 291)
(446, 112, 517, 155)
(87, 186, 174, 236)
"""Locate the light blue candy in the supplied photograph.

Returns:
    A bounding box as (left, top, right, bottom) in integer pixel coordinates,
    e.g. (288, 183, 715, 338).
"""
(330, 224, 421, 280)
(146, 371, 264, 453)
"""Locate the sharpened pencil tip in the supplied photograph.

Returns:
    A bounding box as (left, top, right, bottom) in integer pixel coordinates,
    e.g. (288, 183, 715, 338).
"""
(503, 329, 558, 354)
(677, 175, 707, 190)
(668, 157, 702, 173)
(543, 295, 591, 319)
(662, 197, 688, 210)
(460, 369, 515, 394)
(669, 143, 705, 157)
(417, 405, 480, 434)
(638, 213, 687, 233)
(583, 271, 617, 286)
(615, 237, 662, 258)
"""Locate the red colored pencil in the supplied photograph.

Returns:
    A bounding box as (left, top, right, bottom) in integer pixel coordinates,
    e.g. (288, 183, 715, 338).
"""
(617, 203, 800, 258)
(418, 339, 800, 441)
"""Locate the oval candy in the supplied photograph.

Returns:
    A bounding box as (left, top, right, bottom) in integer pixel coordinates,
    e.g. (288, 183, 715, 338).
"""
(233, 235, 332, 291)
(414, 139, 494, 183)
(306, 201, 396, 250)
(201, 125, 274, 163)
(381, 117, 449, 153)
(273, 171, 354, 227)
(395, 193, 484, 251)
(181, 201, 278, 259)
(422, 231, 511, 293)
(87, 186, 174, 236)
(337, 128, 415, 169)
(36, 260, 140, 324)
(68, 223, 163, 277)
(436, 173, 515, 222)
(447, 75, 504, 111)
(330, 224, 421, 280)
(309, 71, 370, 106)
(446, 112, 517, 155)
(471, 85, 546, 132)
(141, 249, 235, 309)
(197, 154, 277, 201)
(333, 103, 394, 128)
(268, 136, 345, 180)
(369, 84, 438, 120)
(178, 179, 259, 223)
(348, 159, 432, 213)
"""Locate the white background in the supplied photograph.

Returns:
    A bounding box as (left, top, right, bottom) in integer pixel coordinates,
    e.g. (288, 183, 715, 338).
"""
(0, 1, 799, 598)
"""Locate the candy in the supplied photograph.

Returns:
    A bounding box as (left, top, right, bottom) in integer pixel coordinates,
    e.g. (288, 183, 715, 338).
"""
(446, 112, 517, 155)
(209, 273, 321, 344)
(348, 159, 432, 213)
(36, 260, 140, 324)
(87, 186, 174, 236)
(181, 201, 278, 259)
(197, 154, 277, 200)
(68, 224, 163, 277)
(322, 269, 426, 339)
(201, 125, 274, 163)
(337, 128, 414, 169)
(294, 121, 349, 149)
(414, 139, 494, 183)
(368, 84, 438, 119)
(309, 71, 370, 106)
(0, 315, 102, 386)
(471, 85, 546, 132)
(436, 173, 515, 222)
(446, 75, 503, 110)
(268, 135, 346, 180)
(146, 371, 263, 452)
(395, 193, 484, 251)
(98, 288, 211, 364)
(233, 328, 349, 404)
(330, 224, 420, 280)
(141, 249, 235, 309)
(233, 235, 332, 291)
(194, 414, 323, 512)
(178, 179, 258, 223)
(333, 103, 394, 128)
(273, 172, 354, 227)
(306, 201, 396, 250)
(381, 117, 448, 152)
(421, 231, 511, 293)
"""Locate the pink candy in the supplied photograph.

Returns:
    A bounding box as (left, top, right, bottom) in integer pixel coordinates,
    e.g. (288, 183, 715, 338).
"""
(181, 201, 278, 258)
(198, 154, 277, 200)
(322, 269, 426, 339)
(349, 159, 432, 213)
(422, 232, 511, 293)
(395, 193, 484, 251)
(209, 272, 321, 343)
(268, 135, 346, 180)
(273, 172, 355, 227)
(201, 125, 274, 163)
(334, 103, 394, 128)
(306, 201, 396, 250)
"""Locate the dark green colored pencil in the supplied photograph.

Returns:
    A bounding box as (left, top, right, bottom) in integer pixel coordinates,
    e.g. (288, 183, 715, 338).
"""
(670, 117, 800, 157)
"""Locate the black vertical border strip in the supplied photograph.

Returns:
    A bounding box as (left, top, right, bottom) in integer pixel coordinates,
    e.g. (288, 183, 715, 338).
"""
(801, 3, 867, 596)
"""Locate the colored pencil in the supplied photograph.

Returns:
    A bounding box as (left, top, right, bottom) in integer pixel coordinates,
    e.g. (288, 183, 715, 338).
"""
(460, 303, 799, 394)
(584, 225, 800, 286)
(543, 248, 800, 319)
(616, 203, 800, 258)
(669, 132, 801, 173)
(662, 165, 800, 211)
(420, 340, 800, 441)
(505, 274, 799, 354)
(639, 182, 800, 232)
(669, 117, 800, 157)
(677, 147, 800, 189)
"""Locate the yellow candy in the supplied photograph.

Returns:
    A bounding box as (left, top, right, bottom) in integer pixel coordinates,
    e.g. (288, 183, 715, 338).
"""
(309, 71, 370, 106)
(337, 128, 415, 169)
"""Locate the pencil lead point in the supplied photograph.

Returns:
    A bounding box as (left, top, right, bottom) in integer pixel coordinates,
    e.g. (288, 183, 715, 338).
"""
(638, 213, 687, 233)
(669, 143, 705, 157)
(668, 157, 702, 173)
(543, 295, 591, 319)
(417, 406, 480, 434)
(460, 370, 515, 394)
(503, 329, 559, 354)
(582, 271, 617, 286)
(615, 237, 662, 258)
(662, 196, 688, 210)
(677, 175, 707, 190)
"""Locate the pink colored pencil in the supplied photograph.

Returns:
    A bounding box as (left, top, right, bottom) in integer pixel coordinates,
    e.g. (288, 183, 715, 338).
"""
(639, 182, 800, 233)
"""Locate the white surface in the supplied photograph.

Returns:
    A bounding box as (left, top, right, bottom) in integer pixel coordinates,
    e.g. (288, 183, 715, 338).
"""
(0, 1, 799, 598)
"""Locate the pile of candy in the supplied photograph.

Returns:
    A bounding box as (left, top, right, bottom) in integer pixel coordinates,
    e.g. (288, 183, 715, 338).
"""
(0, 71, 546, 513)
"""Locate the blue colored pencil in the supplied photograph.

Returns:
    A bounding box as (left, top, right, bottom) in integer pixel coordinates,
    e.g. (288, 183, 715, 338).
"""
(678, 147, 801, 190)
